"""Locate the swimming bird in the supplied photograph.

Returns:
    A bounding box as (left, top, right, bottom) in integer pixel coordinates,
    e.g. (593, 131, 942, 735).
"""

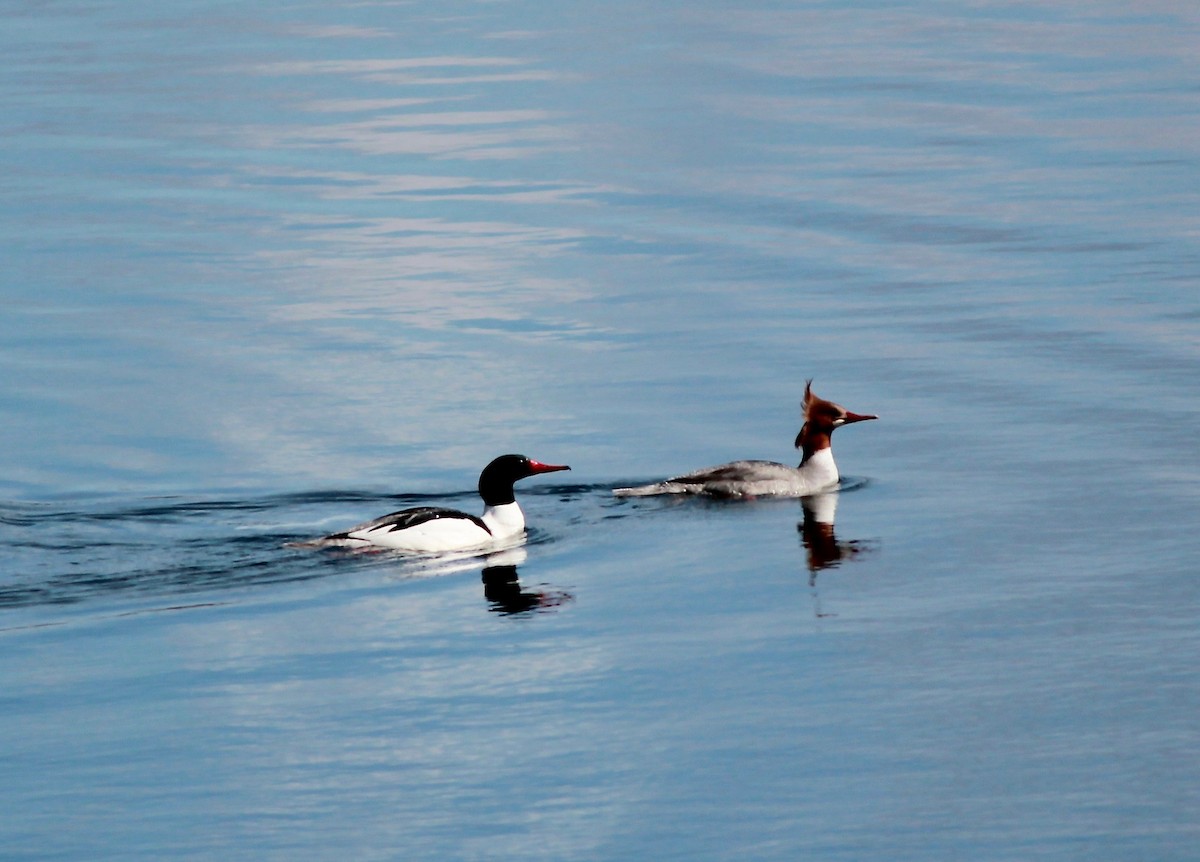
(613, 381, 875, 498)
(295, 454, 570, 552)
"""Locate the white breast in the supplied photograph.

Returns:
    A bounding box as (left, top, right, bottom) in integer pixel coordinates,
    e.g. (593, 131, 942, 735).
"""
(797, 448, 839, 493)
(481, 502, 526, 540)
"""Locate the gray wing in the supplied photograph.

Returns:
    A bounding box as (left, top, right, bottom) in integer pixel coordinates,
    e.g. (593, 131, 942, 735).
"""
(668, 459, 793, 485)
(614, 460, 798, 497)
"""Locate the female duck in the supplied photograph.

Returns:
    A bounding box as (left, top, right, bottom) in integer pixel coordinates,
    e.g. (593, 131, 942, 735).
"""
(613, 382, 875, 499)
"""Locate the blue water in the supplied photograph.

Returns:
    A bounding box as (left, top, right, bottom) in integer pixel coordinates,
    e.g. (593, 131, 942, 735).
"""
(3, 1, 1199, 859)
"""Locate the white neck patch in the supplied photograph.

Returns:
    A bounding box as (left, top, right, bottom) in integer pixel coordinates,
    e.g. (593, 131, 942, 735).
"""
(482, 502, 525, 539)
(799, 447, 839, 488)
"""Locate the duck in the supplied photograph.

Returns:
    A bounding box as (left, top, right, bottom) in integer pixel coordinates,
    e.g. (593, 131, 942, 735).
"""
(294, 454, 570, 552)
(613, 381, 875, 498)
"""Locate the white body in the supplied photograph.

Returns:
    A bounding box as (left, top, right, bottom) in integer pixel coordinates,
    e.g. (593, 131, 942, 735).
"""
(614, 449, 840, 498)
(342, 503, 526, 552)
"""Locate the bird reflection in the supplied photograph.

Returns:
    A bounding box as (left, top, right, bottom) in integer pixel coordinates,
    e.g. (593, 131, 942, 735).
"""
(799, 492, 864, 576)
(479, 547, 573, 616)
(798, 491, 873, 617)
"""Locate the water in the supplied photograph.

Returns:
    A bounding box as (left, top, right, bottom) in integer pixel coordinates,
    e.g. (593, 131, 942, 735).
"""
(3, 1, 1199, 859)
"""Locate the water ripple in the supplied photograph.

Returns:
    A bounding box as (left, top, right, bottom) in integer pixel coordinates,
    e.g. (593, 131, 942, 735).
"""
(0, 483, 619, 612)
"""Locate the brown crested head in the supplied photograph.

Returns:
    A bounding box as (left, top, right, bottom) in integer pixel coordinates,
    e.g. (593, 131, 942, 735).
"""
(794, 379, 877, 455)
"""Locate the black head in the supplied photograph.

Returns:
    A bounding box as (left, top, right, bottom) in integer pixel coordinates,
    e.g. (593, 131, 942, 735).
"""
(478, 454, 571, 506)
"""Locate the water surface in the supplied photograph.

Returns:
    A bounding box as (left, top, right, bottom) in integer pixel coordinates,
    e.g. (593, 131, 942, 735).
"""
(3, 1, 1199, 859)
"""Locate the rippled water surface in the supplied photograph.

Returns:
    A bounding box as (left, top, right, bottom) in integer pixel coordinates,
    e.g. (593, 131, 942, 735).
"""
(3, 2, 1199, 859)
